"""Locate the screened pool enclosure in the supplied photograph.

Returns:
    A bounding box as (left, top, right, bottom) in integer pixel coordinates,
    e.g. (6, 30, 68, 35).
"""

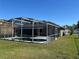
(0, 17, 62, 43)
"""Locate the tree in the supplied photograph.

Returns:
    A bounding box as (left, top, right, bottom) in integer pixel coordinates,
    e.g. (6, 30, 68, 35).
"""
(72, 24, 76, 30)
(77, 21, 79, 28)
(76, 21, 79, 38)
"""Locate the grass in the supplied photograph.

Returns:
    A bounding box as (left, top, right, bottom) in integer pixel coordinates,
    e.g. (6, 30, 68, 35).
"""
(0, 35, 79, 59)
(74, 35, 79, 56)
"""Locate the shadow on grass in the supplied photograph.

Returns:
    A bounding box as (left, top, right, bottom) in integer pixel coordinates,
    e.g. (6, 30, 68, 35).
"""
(74, 37, 79, 39)
(74, 37, 79, 55)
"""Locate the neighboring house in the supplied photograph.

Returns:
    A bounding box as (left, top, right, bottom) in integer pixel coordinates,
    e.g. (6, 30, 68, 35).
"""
(74, 28, 79, 35)
(63, 25, 71, 35)
(64, 29, 71, 35)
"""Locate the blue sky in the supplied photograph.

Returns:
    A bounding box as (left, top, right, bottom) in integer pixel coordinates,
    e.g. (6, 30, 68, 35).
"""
(0, 0, 79, 26)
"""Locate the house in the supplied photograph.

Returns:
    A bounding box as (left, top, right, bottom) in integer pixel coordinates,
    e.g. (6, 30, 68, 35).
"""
(64, 25, 71, 35)
(0, 17, 63, 43)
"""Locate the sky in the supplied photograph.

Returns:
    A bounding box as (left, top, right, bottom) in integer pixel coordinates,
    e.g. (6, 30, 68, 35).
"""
(0, 0, 79, 26)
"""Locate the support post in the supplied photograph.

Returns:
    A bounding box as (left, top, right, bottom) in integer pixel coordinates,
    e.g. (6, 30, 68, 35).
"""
(12, 20, 14, 39)
(38, 22, 40, 36)
(32, 21, 34, 42)
(46, 23, 49, 43)
(21, 18, 23, 40)
(3, 26, 5, 39)
(55, 27, 58, 40)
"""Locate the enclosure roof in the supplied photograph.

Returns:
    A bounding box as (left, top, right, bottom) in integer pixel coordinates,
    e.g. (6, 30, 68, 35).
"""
(2, 17, 63, 28)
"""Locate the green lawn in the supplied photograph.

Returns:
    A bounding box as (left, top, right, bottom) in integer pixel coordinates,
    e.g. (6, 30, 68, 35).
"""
(0, 35, 79, 59)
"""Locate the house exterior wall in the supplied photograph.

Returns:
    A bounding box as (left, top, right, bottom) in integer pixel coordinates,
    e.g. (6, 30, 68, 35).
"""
(0, 21, 13, 37)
